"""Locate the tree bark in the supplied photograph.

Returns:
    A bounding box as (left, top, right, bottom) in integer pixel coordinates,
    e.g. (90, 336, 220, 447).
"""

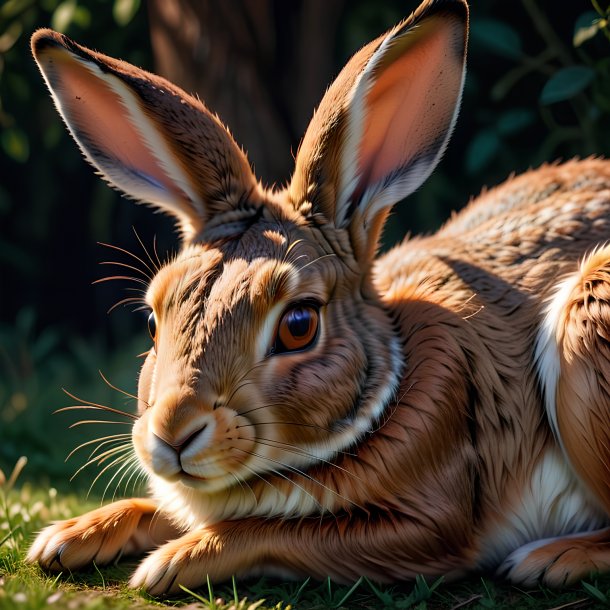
(147, 0, 346, 186)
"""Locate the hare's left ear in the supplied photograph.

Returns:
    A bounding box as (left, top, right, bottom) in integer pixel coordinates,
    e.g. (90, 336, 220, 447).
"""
(31, 29, 259, 240)
(290, 0, 468, 263)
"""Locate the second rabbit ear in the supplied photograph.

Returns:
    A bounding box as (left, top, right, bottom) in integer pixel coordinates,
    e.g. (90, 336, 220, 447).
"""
(31, 29, 258, 240)
(290, 0, 468, 262)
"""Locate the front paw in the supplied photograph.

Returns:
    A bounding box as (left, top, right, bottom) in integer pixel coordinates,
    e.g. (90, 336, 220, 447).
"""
(27, 499, 155, 572)
(129, 528, 236, 595)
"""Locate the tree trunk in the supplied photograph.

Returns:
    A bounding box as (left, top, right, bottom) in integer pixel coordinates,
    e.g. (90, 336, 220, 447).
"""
(147, 0, 346, 186)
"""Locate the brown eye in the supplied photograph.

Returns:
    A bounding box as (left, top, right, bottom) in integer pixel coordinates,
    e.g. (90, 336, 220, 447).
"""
(274, 304, 320, 354)
(148, 311, 157, 342)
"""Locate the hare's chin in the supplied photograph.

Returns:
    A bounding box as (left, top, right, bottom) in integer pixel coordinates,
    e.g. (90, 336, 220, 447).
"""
(177, 472, 233, 492)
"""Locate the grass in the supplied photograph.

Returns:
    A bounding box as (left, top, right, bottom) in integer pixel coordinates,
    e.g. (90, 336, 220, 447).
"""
(3, 313, 610, 609)
(3, 464, 610, 610)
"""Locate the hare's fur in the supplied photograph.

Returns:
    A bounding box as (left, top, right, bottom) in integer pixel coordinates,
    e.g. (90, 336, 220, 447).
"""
(28, 0, 610, 595)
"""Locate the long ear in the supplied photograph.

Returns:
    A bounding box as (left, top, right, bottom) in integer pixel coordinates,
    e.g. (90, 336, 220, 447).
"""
(31, 29, 259, 239)
(289, 0, 468, 262)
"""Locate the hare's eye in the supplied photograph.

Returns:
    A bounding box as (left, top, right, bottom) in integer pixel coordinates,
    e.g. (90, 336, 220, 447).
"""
(147, 311, 157, 342)
(274, 304, 319, 354)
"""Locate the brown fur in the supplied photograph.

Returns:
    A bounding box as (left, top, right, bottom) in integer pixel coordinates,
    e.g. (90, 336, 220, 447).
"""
(27, 0, 610, 595)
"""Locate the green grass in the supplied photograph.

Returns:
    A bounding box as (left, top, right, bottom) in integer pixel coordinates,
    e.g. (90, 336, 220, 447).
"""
(3, 466, 610, 610)
(3, 313, 610, 609)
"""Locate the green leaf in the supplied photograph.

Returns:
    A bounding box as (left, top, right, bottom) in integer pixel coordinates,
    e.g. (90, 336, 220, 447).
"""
(582, 581, 608, 602)
(1, 127, 29, 162)
(72, 5, 91, 28)
(470, 19, 522, 59)
(51, 0, 76, 32)
(0, 21, 23, 53)
(540, 66, 595, 104)
(0, 0, 35, 20)
(574, 11, 604, 46)
(497, 108, 535, 136)
(465, 129, 500, 174)
(113, 0, 140, 26)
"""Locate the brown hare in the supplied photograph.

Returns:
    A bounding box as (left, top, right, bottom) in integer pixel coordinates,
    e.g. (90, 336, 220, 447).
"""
(27, 0, 610, 595)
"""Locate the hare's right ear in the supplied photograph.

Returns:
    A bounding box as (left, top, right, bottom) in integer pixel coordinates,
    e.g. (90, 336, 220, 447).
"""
(290, 0, 468, 263)
(31, 29, 258, 239)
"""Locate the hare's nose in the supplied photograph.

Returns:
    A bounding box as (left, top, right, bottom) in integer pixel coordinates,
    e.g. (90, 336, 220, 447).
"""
(169, 424, 208, 453)
(151, 412, 215, 455)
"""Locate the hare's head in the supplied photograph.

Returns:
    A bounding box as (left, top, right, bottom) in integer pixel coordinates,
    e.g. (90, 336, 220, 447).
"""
(32, 0, 467, 510)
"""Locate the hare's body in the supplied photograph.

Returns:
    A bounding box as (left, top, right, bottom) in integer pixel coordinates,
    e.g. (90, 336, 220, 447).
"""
(28, 0, 610, 594)
(378, 159, 610, 578)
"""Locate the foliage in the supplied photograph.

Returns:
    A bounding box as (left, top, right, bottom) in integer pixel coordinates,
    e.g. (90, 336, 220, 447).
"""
(0, 306, 148, 490)
(461, 1, 610, 180)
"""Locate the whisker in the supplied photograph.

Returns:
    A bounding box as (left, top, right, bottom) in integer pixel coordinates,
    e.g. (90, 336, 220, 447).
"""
(70, 444, 132, 482)
(235, 447, 363, 512)
(122, 459, 146, 498)
(133, 468, 148, 497)
(223, 360, 270, 408)
(58, 404, 136, 420)
(234, 399, 308, 418)
(152, 234, 163, 271)
(87, 452, 133, 499)
(95, 444, 133, 466)
(228, 471, 258, 505)
(99, 260, 150, 280)
(99, 241, 155, 280)
(107, 296, 147, 314)
(98, 370, 145, 407)
(68, 419, 134, 427)
(93, 274, 150, 288)
(252, 437, 362, 481)
(300, 253, 337, 271)
(86, 438, 132, 463)
(237, 420, 337, 435)
(235, 447, 327, 515)
(65, 433, 131, 461)
(132, 227, 162, 275)
(59, 389, 138, 420)
(104, 454, 138, 503)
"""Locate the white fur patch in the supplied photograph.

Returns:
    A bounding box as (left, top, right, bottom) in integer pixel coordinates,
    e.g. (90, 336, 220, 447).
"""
(478, 448, 608, 571)
(534, 271, 581, 444)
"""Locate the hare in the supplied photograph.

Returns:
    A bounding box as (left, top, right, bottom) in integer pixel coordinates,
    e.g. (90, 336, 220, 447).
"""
(27, 0, 610, 595)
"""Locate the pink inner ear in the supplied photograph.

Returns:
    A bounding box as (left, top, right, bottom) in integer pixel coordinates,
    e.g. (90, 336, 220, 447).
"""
(358, 17, 463, 187)
(45, 48, 181, 196)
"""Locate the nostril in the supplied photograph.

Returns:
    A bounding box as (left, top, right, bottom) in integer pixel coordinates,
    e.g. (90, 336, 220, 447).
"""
(150, 414, 215, 457)
(172, 423, 208, 453)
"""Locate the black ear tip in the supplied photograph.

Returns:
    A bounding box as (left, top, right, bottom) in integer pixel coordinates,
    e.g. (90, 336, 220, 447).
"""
(417, 0, 468, 28)
(31, 28, 76, 58)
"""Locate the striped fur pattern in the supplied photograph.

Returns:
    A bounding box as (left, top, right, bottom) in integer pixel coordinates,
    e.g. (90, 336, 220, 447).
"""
(27, 0, 610, 595)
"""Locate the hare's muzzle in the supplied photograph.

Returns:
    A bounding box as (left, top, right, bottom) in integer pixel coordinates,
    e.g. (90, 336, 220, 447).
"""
(131, 395, 256, 492)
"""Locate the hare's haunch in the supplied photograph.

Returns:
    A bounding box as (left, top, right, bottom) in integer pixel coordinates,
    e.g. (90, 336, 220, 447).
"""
(28, 0, 610, 594)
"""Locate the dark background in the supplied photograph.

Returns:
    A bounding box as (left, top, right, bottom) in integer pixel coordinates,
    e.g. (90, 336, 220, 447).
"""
(1, 0, 608, 484)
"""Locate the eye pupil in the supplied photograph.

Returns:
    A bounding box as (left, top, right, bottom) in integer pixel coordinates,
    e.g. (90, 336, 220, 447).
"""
(287, 308, 312, 337)
(148, 311, 157, 341)
(275, 303, 320, 354)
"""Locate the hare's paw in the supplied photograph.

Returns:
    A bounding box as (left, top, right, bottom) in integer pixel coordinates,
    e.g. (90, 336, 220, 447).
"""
(498, 529, 610, 587)
(129, 527, 241, 595)
(27, 499, 158, 572)
(129, 532, 210, 595)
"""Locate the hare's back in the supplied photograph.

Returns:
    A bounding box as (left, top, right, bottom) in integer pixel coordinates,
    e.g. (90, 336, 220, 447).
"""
(377, 159, 610, 302)
(441, 158, 610, 246)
